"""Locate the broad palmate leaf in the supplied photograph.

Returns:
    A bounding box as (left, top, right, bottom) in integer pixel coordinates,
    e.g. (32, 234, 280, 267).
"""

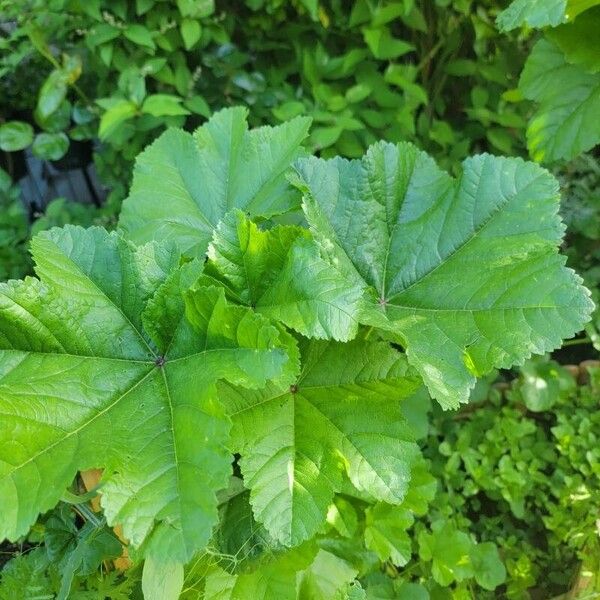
(520, 37, 600, 163)
(200, 210, 362, 341)
(219, 338, 421, 546)
(293, 142, 593, 408)
(119, 107, 311, 256)
(0, 225, 292, 562)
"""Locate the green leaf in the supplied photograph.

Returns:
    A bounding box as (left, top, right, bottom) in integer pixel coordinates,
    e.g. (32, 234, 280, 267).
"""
(119, 107, 312, 256)
(327, 497, 359, 538)
(547, 7, 600, 73)
(297, 550, 359, 599)
(0, 225, 291, 563)
(0, 121, 34, 152)
(142, 94, 191, 117)
(37, 70, 68, 120)
(470, 542, 506, 591)
(567, 0, 600, 19)
(32, 132, 69, 161)
(98, 99, 138, 140)
(184, 95, 211, 117)
(418, 521, 474, 586)
(44, 506, 122, 600)
(0, 548, 57, 598)
(177, 0, 214, 17)
(395, 582, 429, 600)
(181, 18, 202, 50)
(293, 142, 593, 408)
(520, 38, 600, 162)
(212, 485, 283, 569)
(363, 27, 414, 60)
(219, 338, 420, 546)
(399, 387, 431, 441)
(517, 357, 576, 411)
(201, 544, 316, 600)
(496, 0, 567, 31)
(202, 210, 361, 341)
(364, 504, 413, 566)
(124, 24, 156, 50)
(402, 459, 437, 516)
(142, 559, 184, 600)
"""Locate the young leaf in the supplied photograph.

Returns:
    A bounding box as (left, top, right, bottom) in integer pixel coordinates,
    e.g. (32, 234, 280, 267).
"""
(0, 225, 291, 563)
(98, 100, 138, 140)
(119, 107, 312, 256)
(201, 210, 361, 341)
(520, 38, 600, 162)
(45, 505, 122, 599)
(293, 142, 593, 408)
(219, 338, 421, 546)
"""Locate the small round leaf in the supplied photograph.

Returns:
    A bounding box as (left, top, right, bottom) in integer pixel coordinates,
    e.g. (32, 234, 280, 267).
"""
(0, 121, 34, 151)
(32, 132, 70, 161)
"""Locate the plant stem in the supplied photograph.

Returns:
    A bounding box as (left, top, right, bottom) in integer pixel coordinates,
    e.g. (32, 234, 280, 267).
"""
(562, 336, 593, 347)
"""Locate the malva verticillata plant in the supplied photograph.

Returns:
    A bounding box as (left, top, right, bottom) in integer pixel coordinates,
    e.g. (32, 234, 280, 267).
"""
(0, 107, 594, 595)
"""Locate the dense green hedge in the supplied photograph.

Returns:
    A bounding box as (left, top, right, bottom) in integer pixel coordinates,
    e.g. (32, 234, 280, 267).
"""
(1, 0, 527, 190)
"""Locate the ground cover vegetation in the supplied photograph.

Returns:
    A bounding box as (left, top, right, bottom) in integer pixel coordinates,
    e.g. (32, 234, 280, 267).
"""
(0, 1, 599, 599)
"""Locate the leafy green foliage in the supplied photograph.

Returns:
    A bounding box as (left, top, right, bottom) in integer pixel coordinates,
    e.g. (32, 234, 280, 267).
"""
(294, 141, 592, 407)
(44, 504, 122, 599)
(557, 153, 600, 347)
(0, 0, 530, 203)
(220, 338, 420, 546)
(499, 0, 600, 162)
(0, 122, 34, 152)
(119, 107, 311, 255)
(520, 36, 600, 163)
(0, 0, 599, 595)
(0, 225, 291, 562)
(0, 504, 137, 600)
(0, 107, 593, 599)
(425, 359, 600, 597)
(0, 0, 534, 300)
(201, 210, 361, 341)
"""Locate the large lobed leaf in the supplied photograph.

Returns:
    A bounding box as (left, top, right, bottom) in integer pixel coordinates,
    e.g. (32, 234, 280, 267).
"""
(0, 225, 292, 563)
(293, 141, 593, 408)
(219, 338, 421, 546)
(119, 107, 311, 256)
